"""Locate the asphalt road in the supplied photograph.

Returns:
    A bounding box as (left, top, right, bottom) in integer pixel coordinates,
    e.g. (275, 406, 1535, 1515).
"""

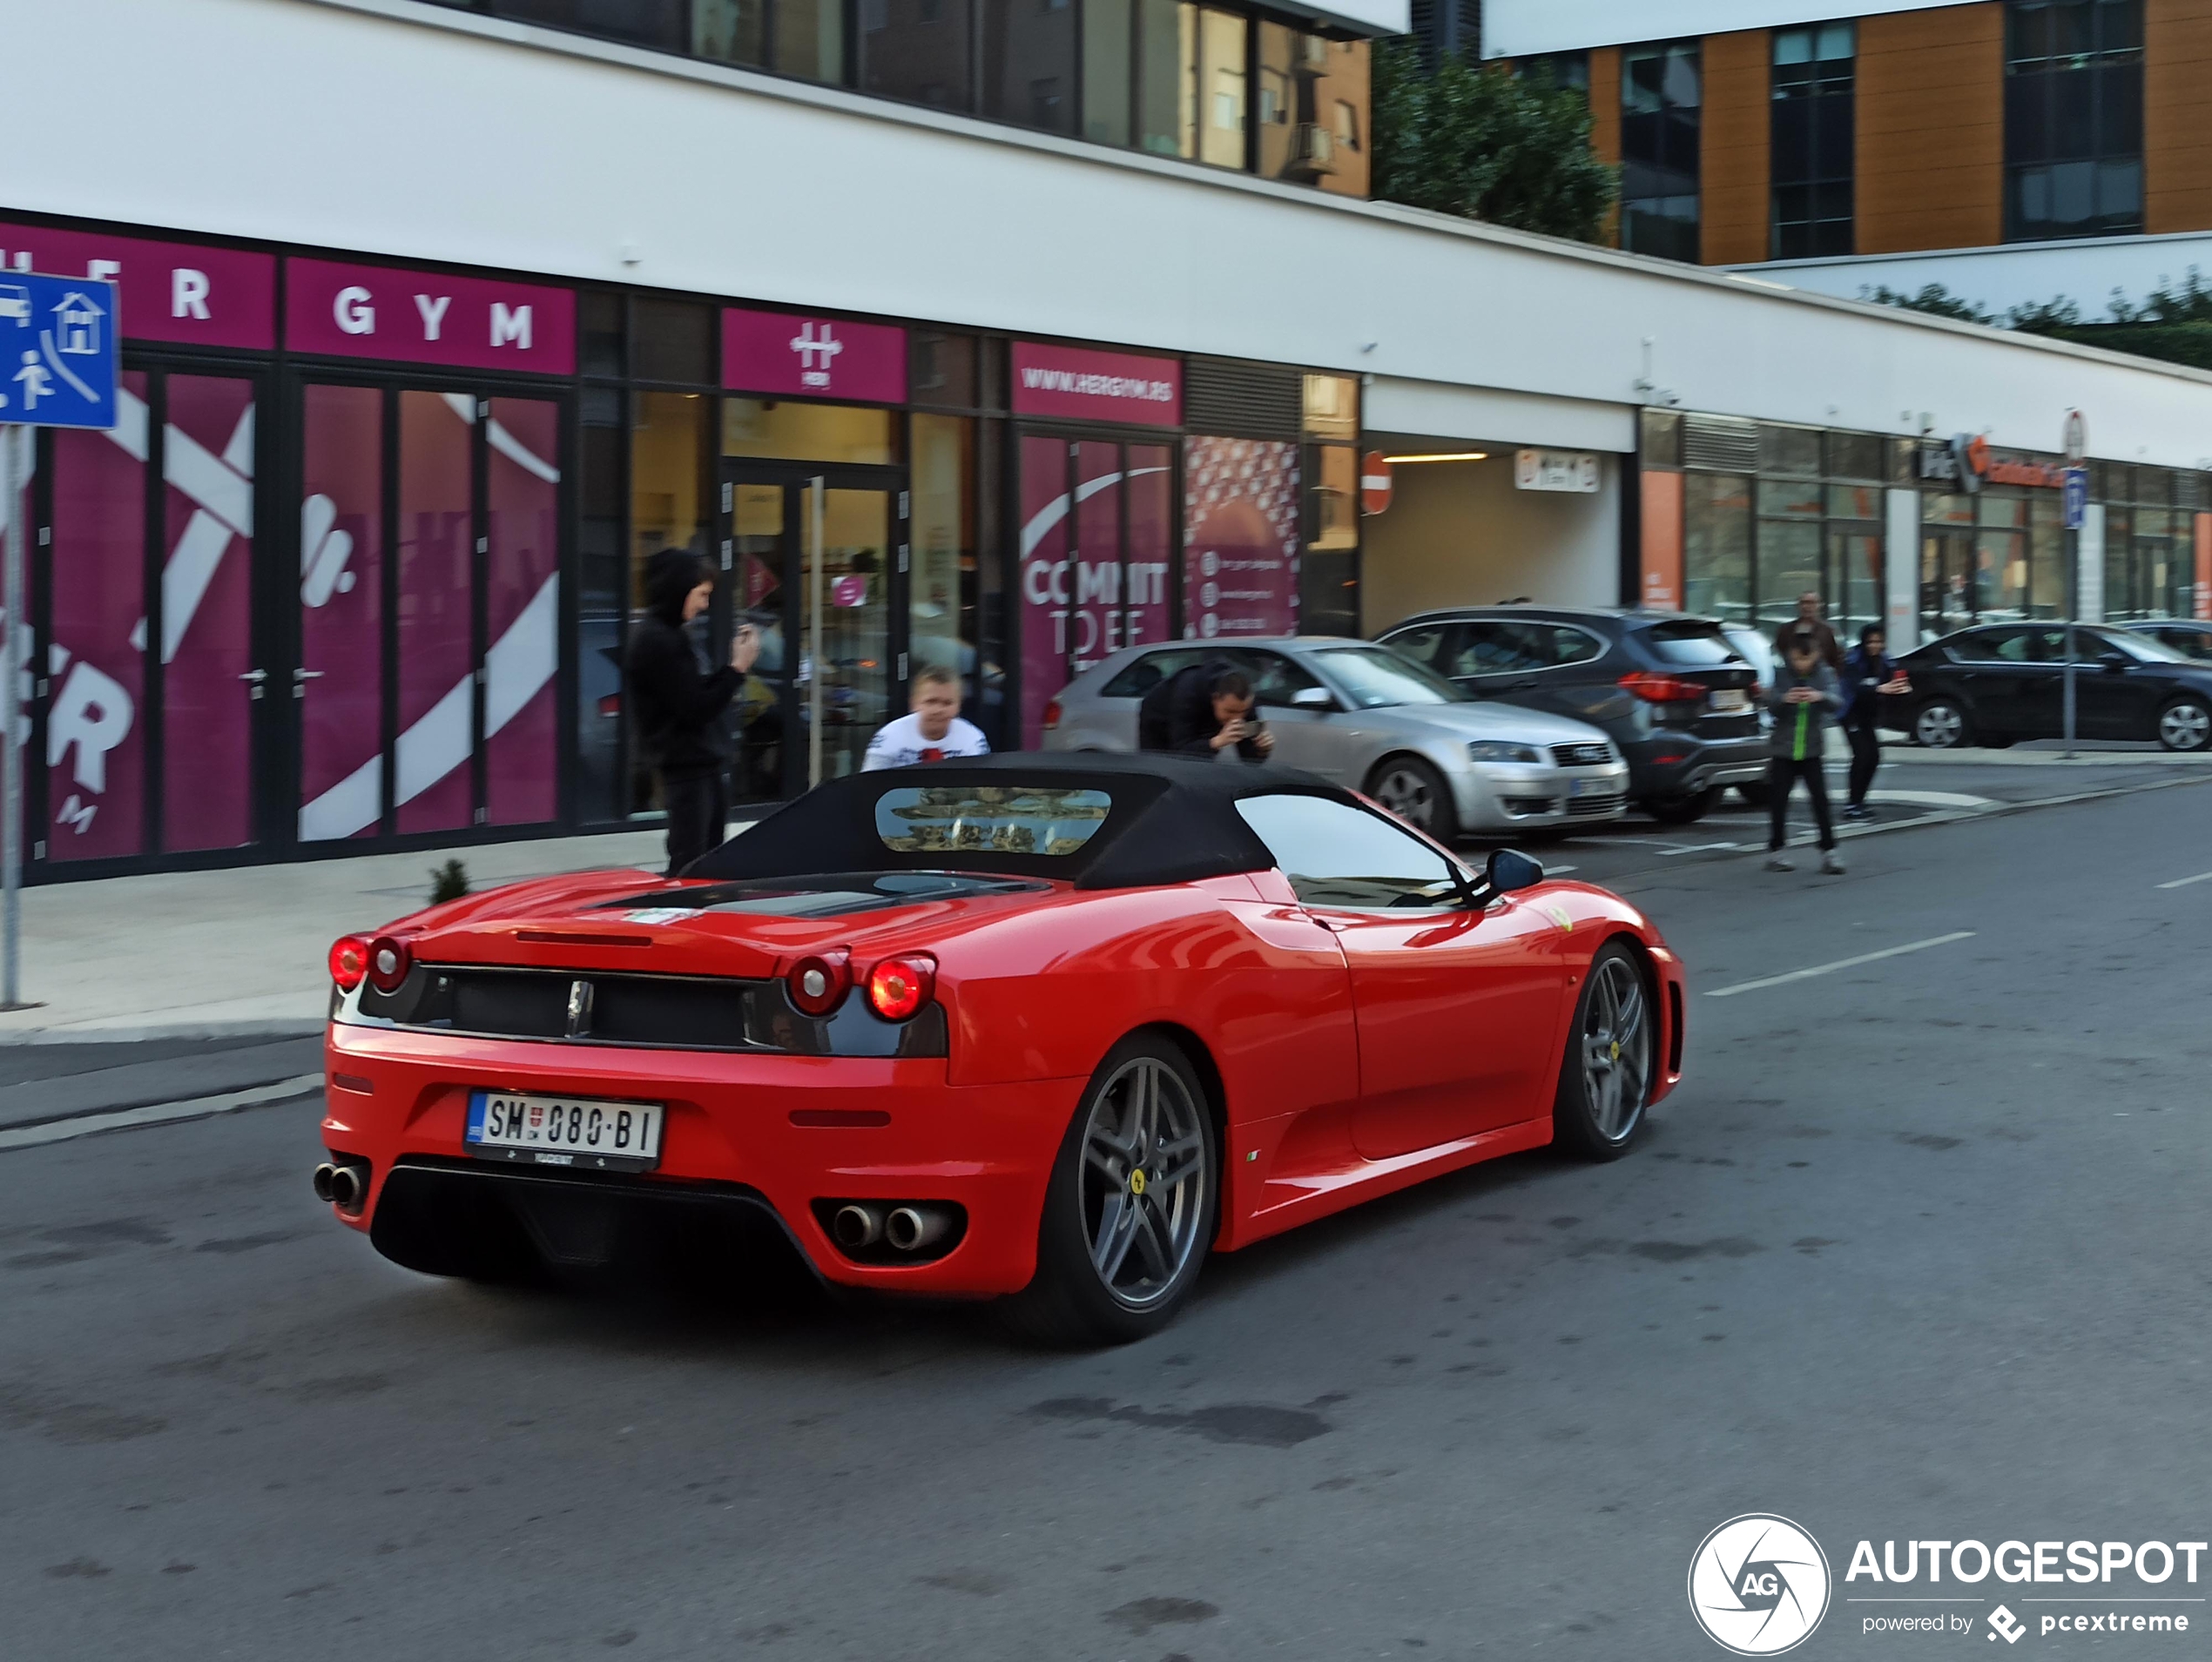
(4, 781, 2211, 1659)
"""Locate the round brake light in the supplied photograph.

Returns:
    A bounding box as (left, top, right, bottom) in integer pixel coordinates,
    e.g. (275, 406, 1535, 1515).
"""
(866, 954, 936, 1022)
(366, 935, 412, 994)
(787, 950, 852, 1017)
(328, 934, 370, 992)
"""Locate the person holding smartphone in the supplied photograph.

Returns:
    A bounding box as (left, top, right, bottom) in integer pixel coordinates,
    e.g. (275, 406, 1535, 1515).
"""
(627, 548, 762, 874)
(1764, 623, 1844, 875)
(1137, 660, 1276, 764)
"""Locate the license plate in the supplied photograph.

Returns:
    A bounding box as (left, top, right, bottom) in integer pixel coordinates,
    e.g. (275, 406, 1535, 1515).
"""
(1571, 777, 1615, 797)
(1709, 689, 1750, 712)
(466, 1089, 664, 1172)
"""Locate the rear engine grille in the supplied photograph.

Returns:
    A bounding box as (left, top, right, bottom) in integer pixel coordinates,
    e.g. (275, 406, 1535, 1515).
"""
(1551, 743, 1613, 767)
(352, 965, 945, 1058)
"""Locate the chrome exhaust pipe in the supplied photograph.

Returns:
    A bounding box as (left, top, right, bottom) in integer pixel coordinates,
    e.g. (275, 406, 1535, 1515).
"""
(312, 1162, 338, 1203)
(327, 1165, 365, 1210)
(885, 1205, 950, 1254)
(831, 1203, 882, 1251)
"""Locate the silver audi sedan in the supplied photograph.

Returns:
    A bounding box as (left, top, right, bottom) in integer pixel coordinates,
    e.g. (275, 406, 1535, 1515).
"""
(1042, 636, 1629, 839)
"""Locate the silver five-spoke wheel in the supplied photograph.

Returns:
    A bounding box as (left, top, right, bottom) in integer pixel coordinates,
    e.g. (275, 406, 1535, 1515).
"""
(1579, 954, 1651, 1141)
(2158, 699, 2211, 752)
(1915, 701, 1966, 749)
(1080, 1056, 1209, 1309)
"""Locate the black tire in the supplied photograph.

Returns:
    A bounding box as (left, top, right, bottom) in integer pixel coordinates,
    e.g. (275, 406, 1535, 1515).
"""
(1001, 1034, 1219, 1347)
(1551, 943, 1655, 1161)
(1912, 698, 1973, 749)
(1365, 755, 1458, 841)
(1644, 786, 1718, 824)
(1734, 780, 1771, 810)
(2156, 696, 2212, 752)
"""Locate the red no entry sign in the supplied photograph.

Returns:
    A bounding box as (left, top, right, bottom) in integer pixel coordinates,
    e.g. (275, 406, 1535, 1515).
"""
(1359, 452, 1393, 515)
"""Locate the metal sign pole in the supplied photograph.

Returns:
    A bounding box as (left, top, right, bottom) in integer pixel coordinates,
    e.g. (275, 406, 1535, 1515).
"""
(808, 476, 824, 790)
(2, 424, 23, 1009)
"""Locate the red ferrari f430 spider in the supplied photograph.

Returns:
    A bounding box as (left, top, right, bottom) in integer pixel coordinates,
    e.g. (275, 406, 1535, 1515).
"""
(318, 755, 1685, 1343)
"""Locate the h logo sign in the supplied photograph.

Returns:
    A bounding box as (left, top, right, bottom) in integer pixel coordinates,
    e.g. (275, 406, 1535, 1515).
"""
(789, 320, 843, 388)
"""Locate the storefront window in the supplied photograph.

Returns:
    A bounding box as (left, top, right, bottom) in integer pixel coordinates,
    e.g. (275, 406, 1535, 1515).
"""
(722, 399, 900, 464)
(631, 393, 714, 811)
(1683, 473, 1751, 624)
(984, 0, 1078, 134)
(1304, 443, 1359, 637)
(577, 390, 625, 824)
(862, 0, 975, 110)
(911, 414, 981, 710)
(397, 390, 477, 836)
(1303, 373, 1358, 441)
(912, 331, 980, 409)
(1755, 521, 1822, 637)
(632, 297, 714, 386)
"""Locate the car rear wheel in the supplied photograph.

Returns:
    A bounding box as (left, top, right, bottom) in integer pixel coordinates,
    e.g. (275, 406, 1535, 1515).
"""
(1643, 786, 1717, 824)
(1002, 1034, 1217, 1347)
(2157, 696, 2212, 752)
(1366, 755, 1458, 841)
(1913, 698, 1972, 749)
(1551, 944, 1654, 1161)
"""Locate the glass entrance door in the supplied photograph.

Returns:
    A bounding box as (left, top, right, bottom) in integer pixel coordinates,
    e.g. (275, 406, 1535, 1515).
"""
(1920, 529, 1978, 641)
(296, 383, 563, 844)
(720, 466, 903, 797)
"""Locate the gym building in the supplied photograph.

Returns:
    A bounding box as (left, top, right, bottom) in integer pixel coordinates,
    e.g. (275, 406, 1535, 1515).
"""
(3, 0, 2209, 880)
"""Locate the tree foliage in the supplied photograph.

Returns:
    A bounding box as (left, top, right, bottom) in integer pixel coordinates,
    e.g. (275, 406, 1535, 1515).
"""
(1863, 272, 2212, 370)
(1371, 43, 1618, 243)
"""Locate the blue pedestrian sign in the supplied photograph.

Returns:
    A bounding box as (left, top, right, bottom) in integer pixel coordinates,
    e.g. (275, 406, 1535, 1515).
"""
(2061, 466, 2089, 531)
(0, 272, 119, 429)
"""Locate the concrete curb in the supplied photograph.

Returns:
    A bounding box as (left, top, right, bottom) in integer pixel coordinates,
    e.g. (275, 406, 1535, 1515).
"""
(0, 1018, 327, 1047)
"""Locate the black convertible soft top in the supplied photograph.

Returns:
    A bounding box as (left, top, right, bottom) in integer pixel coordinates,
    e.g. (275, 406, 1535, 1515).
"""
(685, 752, 1352, 891)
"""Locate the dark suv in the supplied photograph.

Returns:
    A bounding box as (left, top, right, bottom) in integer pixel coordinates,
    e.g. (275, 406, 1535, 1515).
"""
(1375, 607, 1770, 823)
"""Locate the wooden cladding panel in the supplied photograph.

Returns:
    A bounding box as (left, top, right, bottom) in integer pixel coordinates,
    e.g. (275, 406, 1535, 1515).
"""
(1589, 46, 1623, 245)
(1701, 30, 1773, 265)
(1856, 3, 2004, 252)
(2147, 0, 2212, 233)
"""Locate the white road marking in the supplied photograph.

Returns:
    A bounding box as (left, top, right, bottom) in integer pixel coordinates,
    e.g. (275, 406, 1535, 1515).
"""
(0, 1074, 323, 1153)
(1706, 932, 1977, 999)
(2156, 870, 2212, 890)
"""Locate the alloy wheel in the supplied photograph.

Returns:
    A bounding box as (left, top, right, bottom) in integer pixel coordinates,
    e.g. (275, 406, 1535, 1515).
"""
(1079, 1056, 1210, 1309)
(1916, 703, 1965, 748)
(2160, 702, 2211, 751)
(1579, 956, 1651, 1141)
(1372, 767, 1434, 828)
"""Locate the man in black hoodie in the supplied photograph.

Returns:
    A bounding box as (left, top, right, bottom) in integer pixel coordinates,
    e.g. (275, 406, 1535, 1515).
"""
(627, 548, 759, 874)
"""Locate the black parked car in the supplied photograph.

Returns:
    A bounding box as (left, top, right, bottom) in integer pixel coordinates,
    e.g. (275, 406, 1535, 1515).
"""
(1880, 622, 2212, 751)
(1375, 607, 1770, 823)
(2119, 618, 2212, 662)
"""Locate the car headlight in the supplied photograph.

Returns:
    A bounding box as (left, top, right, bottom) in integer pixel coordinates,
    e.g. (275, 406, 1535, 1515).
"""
(1467, 741, 1543, 764)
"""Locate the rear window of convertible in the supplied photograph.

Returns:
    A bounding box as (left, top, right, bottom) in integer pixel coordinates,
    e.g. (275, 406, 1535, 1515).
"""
(875, 785, 1114, 857)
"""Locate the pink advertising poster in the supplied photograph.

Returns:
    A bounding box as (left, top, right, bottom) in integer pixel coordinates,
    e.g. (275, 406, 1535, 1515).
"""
(1011, 342, 1181, 427)
(0, 220, 275, 349)
(288, 259, 576, 375)
(724, 306, 907, 404)
(1183, 438, 1299, 643)
(1018, 436, 1070, 750)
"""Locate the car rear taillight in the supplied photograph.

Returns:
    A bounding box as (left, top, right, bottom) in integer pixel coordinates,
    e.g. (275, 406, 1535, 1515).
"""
(1619, 670, 1710, 703)
(787, 949, 852, 1016)
(866, 954, 936, 1022)
(1042, 699, 1062, 730)
(366, 935, 413, 994)
(597, 692, 621, 718)
(328, 934, 370, 992)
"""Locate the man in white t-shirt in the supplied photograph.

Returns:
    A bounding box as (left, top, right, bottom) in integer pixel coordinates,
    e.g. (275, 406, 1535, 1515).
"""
(862, 664, 991, 770)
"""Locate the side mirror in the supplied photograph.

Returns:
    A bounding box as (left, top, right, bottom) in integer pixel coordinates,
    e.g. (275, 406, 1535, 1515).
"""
(2097, 650, 2128, 673)
(1291, 686, 1335, 711)
(1485, 848, 1545, 894)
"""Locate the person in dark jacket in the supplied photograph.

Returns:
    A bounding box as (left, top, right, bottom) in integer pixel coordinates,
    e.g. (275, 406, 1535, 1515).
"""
(1764, 623, 1844, 875)
(627, 548, 759, 874)
(1136, 660, 1275, 763)
(1838, 623, 1901, 821)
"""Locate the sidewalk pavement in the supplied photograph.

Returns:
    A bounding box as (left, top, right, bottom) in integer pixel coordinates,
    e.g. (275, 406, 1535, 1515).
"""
(0, 828, 670, 1044)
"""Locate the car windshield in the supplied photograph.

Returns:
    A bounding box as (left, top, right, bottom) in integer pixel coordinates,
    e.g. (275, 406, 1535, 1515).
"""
(2107, 630, 2193, 663)
(1310, 647, 1467, 708)
(1640, 619, 1746, 665)
(874, 785, 1114, 856)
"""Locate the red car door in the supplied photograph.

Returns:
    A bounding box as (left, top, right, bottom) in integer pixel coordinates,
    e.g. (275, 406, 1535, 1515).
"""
(1236, 794, 1568, 1163)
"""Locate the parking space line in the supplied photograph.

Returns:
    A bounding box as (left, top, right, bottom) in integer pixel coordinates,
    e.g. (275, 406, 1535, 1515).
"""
(2155, 870, 2212, 890)
(0, 1075, 323, 1153)
(1706, 932, 1976, 999)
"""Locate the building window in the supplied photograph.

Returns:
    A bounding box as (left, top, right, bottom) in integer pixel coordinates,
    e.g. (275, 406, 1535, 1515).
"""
(984, 0, 1077, 133)
(2004, 0, 2143, 242)
(1621, 41, 1702, 263)
(1770, 22, 1853, 259)
(1518, 51, 1589, 97)
(1195, 8, 1251, 169)
(860, 0, 976, 110)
